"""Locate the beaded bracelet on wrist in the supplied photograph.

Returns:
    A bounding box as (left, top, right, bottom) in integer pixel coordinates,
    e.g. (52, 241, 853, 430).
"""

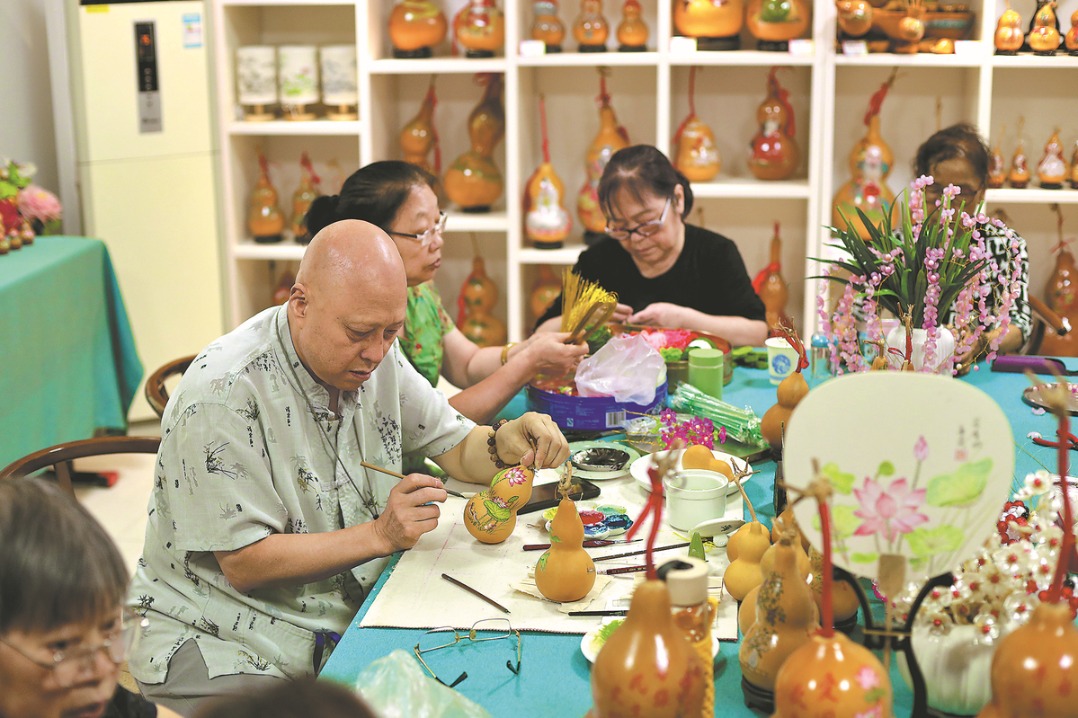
(487, 418, 511, 469)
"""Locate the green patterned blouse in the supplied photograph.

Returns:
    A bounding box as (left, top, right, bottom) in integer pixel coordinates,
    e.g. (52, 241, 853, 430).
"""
(400, 282, 456, 387)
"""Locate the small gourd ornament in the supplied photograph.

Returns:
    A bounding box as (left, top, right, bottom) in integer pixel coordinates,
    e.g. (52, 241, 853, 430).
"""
(248, 152, 285, 243)
(1028, 0, 1062, 55)
(772, 477, 894, 718)
(588, 450, 706, 718)
(835, 0, 872, 37)
(1066, 9, 1078, 54)
(745, 0, 810, 51)
(578, 69, 630, 244)
(530, 265, 562, 324)
(987, 128, 1007, 189)
(444, 73, 505, 213)
(748, 68, 799, 181)
(1038, 208, 1078, 357)
(524, 95, 572, 250)
(290, 152, 321, 244)
(400, 80, 440, 176)
(673, 0, 745, 51)
(975, 393, 1078, 718)
(453, 0, 505, 58)
(616, 0, 648, 51)
(761, 326, 810, 451)
(994, 0, 1024, 54)
(752, 222, 791, 334)
(1007, 120, 1031, 189)
(534, 468, 596, 602)
(1038, 127, 1067, 189)
(463, 463, 535, 544)
(737, 516, 812, 634)
(832, 71, 896, 242)
(573, 0, 610, 52)
(808, 546, 860, 629)
(531, 0, 566, 52)
(456, 234, 507, 348)
(672, 66, 720, 183)
(388, 0, 448, 59)
(723, 468, 773, 602)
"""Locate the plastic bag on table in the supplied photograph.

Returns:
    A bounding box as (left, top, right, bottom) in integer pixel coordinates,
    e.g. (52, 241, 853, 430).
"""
(353, 649, 492, 718)
(575, 333, 666, 404)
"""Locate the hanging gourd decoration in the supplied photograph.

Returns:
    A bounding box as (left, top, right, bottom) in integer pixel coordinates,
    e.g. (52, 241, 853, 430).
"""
(290, 152, 321, 244)
(975, 386, 1078, 718)
(1038, 128, 1067, 189)
(739, 527, 820, 710)
(752, 222, 791, 335)
(1038, 207, 1078, 358)
(772, 472, 894, 718)
(672, 66, 721, 183)
(535, 467, 597, 602)
(453, 0, 505, 58)
(444, 73, 505, 213)
(1066, 9, 1078, 54)
(616, 0, 648, 51)
(248, 152, 286, 243)
(737, 515, 812, 634)
(573, 0, 610, 52)
(524, 95, 572, 250)
(530, 265, 563, 324)
(723, 463, 774, 602)
(835, 0, 873, 37)
(578, 68, 630, 244)
(388, 0, 448, 59)
(1008, 117, 1031, 189)
(456, 233, 507, 348)
(987, 127, 1007, 189)
(589, 450, 706, 718)
(463, 463, 535, 544)
(994, 0, 1025, 53)
(748, 68, 800, 181)
(760, 325, 810, 451)
(1028, 0, 1062, 55)
(400, 79, 440, 176)
(532, 0, 567, 52)
(746, 0, 810, 51)
(832, 69, 896, 242)
(673, 0, 745, 51)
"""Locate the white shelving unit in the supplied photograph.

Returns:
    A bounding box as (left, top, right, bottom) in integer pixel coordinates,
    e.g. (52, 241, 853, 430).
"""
(210, 0, 1078, 338)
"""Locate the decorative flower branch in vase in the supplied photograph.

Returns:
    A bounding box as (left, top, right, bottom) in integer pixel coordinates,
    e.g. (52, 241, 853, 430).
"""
(816, 175, 1024, 375)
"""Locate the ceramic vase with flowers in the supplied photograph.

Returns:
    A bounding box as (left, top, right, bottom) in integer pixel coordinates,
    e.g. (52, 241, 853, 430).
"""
(818, 175, 1025, 375)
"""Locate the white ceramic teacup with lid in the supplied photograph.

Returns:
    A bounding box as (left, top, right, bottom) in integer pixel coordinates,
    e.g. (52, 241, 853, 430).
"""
(664, 469, 729, 532)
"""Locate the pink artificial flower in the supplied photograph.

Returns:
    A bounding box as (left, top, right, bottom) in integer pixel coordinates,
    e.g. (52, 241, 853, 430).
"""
(853, 476, 929, 543)
(855, 665, 880, 690)
(17, 184, 62, 222)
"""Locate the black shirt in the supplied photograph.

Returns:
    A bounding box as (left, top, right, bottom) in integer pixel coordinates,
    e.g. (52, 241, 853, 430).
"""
(104, 686, 158, 718)
(536, 224, 766, 329)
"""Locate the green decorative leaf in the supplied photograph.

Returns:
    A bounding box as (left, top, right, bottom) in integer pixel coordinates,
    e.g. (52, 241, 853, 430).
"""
(877, 461, 895, 477)
(851, 552, 879, 564)
(821, 462, 857, 494)
(925, 458, 992, 507)
(831, 505, 861, 539)
(905, 525, 964, 558)
(484, 499, 511, 522)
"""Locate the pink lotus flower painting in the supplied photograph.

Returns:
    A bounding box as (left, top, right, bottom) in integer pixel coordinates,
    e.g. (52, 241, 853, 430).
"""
(852, 476, 929, 544)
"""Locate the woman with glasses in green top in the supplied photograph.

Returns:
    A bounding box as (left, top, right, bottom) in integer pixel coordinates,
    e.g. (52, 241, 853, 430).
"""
(535, 145, 768, 347)
(306, 161, 587, 424)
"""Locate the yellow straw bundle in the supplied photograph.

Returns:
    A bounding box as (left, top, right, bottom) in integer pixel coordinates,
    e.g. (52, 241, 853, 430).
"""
(560, 270, 617, 334)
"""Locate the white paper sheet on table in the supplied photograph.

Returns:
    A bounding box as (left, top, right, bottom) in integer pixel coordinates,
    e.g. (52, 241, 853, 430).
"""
(360, 468, 740, 640)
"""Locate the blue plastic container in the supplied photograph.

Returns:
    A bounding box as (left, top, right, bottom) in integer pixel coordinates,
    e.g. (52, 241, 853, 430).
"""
(526, 382, 669, 431)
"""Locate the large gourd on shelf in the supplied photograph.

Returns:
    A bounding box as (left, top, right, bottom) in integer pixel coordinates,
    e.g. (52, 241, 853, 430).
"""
(524, 95, 572, 249)
(748, 68, 799, 181)
(399, 80, 439, 175)
(248, 152, 285, 244)
(453, 0, 505, 58)
(457, 238, 507, 348)
(672, 66, 720, 182)
(578, 70, 630, 242)
(673, 0, 745, 50)
(531, 0, 566, 51)
(745, 0, 810, 50)
(444, 73, 505, 213)
(832, 72, 896, 242)
(388, 0, 448, 58)
(289, 152, 320, 244)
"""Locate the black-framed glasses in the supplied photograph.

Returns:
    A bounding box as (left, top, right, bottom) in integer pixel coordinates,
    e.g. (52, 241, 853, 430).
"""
(605, 197, 671, 242)
(389, 211, 447, 247)
(412, 618, 521, 688)
(0, 612, 147, 688)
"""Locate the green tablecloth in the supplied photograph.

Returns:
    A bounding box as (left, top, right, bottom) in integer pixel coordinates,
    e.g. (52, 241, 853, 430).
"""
(0, 236, 143, 470)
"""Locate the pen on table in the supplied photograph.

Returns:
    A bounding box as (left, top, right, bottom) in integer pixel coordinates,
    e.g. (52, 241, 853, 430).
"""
(591, 542, 691, 562)
(521, 539, 642, 552)
(567, 609, 629, 617)
(440, 573, 511, 614)
(360, 461, 467, 499)
(602, 565, 650, 576)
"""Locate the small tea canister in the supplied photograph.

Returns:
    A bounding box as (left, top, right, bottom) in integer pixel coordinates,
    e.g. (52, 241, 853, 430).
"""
(688, 347, 724, 400)
(809, 333, 833, 385)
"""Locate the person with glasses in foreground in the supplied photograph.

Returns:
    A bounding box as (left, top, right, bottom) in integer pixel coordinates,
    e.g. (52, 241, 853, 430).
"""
(307, 161, 588, 424)
(913, 124, 1030, 361)
(535, 145, 769, 347)
(0, 479, 182, 718)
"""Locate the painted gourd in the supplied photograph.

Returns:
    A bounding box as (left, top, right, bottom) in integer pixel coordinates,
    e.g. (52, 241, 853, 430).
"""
(772, 632, 894, 717)
(535, 497, 596, 602)
(247, 153, 285, 242)
(388, 0, 448, 56)
(738, 526, 811, 633)
(444, 74, 505, 212)
(453, 0, 505, 57)
(616, 0, 649, 49)
(723, 520, 771, 601)
(463, 465, 535, 544)
(399, 82, 437, 174)
(761, 370, 809, 450)
(1037, 128, 1067, 188)
(994, 2, 1024, 52)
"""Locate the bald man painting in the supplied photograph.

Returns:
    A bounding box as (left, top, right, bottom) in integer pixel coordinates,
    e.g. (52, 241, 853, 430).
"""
(127, 221, 568, 715)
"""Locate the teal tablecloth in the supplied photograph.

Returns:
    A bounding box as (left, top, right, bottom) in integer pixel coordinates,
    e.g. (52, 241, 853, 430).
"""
(0, 236, 143, 470)
(321, 363, 1065, 717)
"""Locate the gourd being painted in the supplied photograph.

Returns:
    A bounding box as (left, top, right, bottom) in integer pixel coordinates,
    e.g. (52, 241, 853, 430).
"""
(463, 465, 535, 544)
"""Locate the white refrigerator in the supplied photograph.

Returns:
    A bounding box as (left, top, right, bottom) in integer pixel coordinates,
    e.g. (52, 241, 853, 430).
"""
(55, 0, 224, 421)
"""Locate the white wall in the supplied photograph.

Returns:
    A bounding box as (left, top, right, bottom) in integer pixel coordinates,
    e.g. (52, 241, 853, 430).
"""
(0, 0, 59, 194)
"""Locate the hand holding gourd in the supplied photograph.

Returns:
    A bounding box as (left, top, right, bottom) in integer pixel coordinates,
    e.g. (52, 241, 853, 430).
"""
(496, 413, 570, 469)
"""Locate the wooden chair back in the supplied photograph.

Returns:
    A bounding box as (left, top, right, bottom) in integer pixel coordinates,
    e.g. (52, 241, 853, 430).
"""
(145, 354, 196, 418)
(0, 436, 161, 496)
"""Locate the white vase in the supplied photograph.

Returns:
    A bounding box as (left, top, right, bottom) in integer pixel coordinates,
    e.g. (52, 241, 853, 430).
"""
(898, 623, 996, 715)
(236, 46, 277, 105)
(884, 325, 955, 374)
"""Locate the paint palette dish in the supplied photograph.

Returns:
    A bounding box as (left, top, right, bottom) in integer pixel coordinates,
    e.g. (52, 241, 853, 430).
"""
(565, 441, 641, 481)
(542, 503, 634, 540)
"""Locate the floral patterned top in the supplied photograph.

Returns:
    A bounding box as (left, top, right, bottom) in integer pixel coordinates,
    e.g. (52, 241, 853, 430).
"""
(127, 305, 473, 685)
(399, 282, 455, 387)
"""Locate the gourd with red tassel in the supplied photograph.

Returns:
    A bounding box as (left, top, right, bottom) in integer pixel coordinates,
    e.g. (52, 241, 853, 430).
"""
(400, 80, 440, 176)
(672, 66, 720, 183)
(578, 69, 630, 244)
(453, 0, 505, 58)
(247, 152, 285, 244)
(752, 222, 792, 335)
(444, 73, 505, 212)
(290, 152, 321, 244)
(748, 68, 799, 181)
(456, 234, 507, 348)
(1038, 208, 1078, 357)
(524, 95, 572, 250)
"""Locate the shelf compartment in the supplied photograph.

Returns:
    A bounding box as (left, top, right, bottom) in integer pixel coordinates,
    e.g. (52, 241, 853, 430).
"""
(992, 54, 1078, 69)
(516, 51, 662, 68)
(834, 52, 985, 67)
(668, 49, 815, 67)
(368, 57, 508, 75)
(227, 120, 363, 136)
(987, 188, 1078, 205)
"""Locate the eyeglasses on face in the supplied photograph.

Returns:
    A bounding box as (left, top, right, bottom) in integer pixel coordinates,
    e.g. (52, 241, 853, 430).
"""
(605, 197, 672, 242)
(389, 211, 447, 247)
(0, 612, 148, 688)
(412, 617, 522, 688)
(924, 183, 983, 202)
